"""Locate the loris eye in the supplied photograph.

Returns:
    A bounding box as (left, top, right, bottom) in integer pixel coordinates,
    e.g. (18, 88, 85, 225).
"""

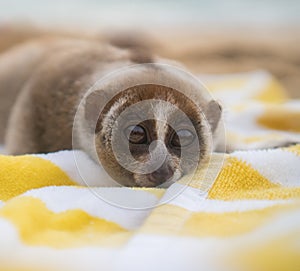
(125, 125, 147, 144)
(171, 129, 195, 148)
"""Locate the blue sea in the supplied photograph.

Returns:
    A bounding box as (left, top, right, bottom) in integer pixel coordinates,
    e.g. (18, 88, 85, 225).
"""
(0, 0, 299, 28)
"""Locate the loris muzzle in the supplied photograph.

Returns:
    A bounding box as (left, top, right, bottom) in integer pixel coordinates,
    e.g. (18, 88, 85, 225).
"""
(0, 38, 223, 187)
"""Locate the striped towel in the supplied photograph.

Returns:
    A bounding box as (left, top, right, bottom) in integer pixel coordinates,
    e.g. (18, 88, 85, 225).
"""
(0, 70, 300, 271)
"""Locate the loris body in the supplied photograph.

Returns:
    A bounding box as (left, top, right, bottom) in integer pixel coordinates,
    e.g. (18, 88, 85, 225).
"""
(0, 37, 222, 187)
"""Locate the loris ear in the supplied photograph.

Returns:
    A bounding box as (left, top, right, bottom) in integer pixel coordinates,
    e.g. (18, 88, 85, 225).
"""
(203, 100, 222, 132)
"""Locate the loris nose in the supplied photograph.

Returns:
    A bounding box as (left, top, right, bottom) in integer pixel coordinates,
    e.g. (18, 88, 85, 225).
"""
(149, 163, 174, 184)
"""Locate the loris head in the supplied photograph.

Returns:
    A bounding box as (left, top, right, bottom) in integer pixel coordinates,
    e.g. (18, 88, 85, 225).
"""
(81, 65, 223, 187)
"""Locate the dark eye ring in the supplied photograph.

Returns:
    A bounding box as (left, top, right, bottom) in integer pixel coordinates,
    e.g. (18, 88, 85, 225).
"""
(170, 129, 195, 148)
(125, 125, 148, 144)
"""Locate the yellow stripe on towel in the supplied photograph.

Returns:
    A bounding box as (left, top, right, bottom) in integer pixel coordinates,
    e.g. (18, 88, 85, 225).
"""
(0, 155, 76, 201)
(208, 157, 300, 200)
(254, 79, 288, 103)
(184, 203, 300, 238)
(233, 227, 300, 271)
(0, 196, 129, 248)
(140, 202, 300, 238)
(257, 108, 300, 132)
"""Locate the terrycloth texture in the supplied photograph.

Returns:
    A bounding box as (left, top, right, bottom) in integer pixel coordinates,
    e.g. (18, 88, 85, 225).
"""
(203, 70, 300, 150)
(0, 70, 300, 271)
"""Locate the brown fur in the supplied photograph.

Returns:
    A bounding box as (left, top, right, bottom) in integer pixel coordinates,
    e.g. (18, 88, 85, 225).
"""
(0, 37, 221, 186)
(0, 37, 152, 150)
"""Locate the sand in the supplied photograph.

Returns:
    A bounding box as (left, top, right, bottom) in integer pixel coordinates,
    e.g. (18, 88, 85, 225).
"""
(0, 23, 299, 98)
(147, 26, 300, 98)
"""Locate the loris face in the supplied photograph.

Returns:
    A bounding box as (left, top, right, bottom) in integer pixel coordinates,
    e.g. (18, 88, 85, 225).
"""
(93, 84, 219, 187)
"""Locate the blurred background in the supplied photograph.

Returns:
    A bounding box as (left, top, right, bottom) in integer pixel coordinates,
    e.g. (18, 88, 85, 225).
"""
(0, 0, 299, 97)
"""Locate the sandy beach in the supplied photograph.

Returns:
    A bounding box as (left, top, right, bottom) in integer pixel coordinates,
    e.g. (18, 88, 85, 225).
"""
(0, 23, 299, 98)
(147, 26, 300, 98)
